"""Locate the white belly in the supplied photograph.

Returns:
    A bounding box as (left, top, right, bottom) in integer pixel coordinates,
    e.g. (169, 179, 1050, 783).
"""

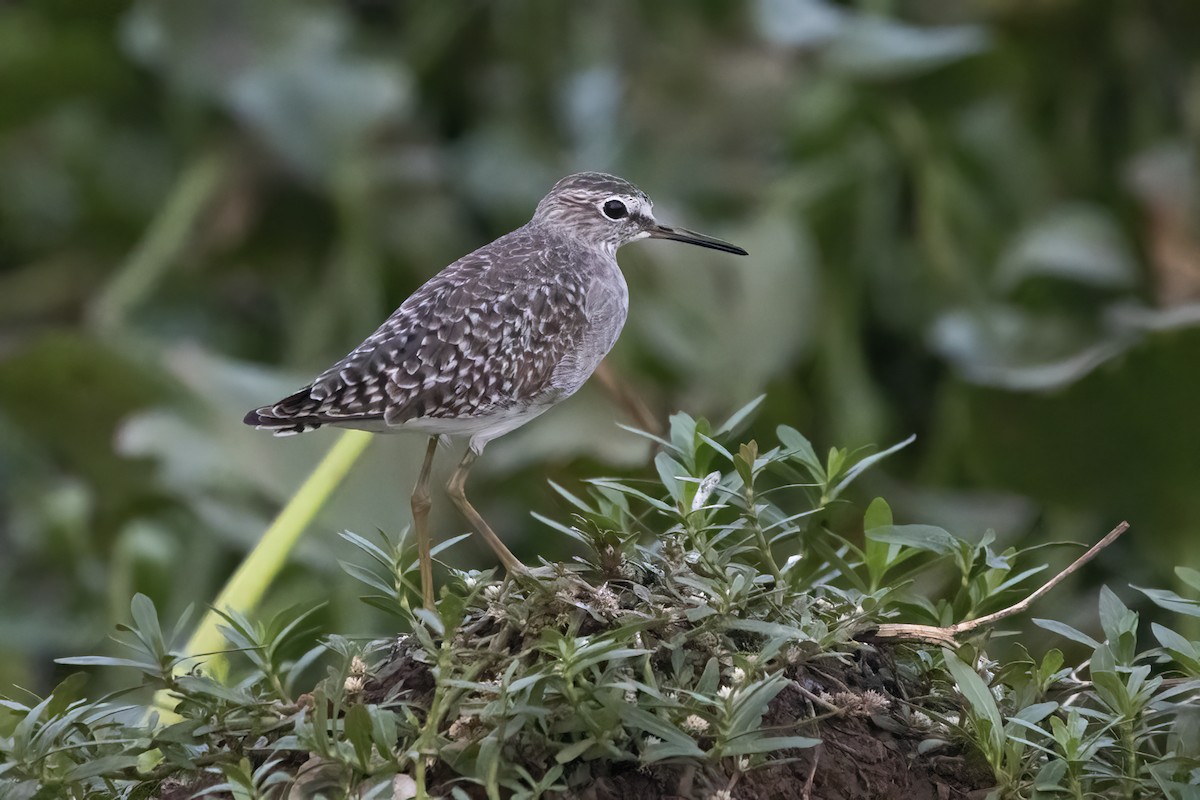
(336, 403, 553, 452)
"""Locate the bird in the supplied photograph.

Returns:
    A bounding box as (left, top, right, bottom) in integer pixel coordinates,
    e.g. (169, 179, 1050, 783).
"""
(244, 172, 748, 609)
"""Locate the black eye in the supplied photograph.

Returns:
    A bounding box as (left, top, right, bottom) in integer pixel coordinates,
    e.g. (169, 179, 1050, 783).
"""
(602, 199, 628, 220)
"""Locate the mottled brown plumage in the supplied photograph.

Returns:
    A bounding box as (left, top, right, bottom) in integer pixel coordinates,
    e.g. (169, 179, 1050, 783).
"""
(245, 228, 593, 440)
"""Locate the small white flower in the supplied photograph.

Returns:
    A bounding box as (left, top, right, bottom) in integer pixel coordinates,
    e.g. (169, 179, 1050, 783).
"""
(343, 675, 365, 696)
(859, 690, 891, 714)
(591, 583, 619, 615)
(737, 757, 750, 771)
(681, 714, 710, 735)
(910, 710, 933, 729)
(644, 735, 662, 747)
(483, 584, 502, 602)
(717, 685, 734, 700)
(349, 655, 367, 676)
(625, 688, 638, 704)
(730, 667, 746, 685)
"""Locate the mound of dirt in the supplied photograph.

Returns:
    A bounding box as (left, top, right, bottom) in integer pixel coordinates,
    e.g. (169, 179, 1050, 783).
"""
(364, 642, 994, 800)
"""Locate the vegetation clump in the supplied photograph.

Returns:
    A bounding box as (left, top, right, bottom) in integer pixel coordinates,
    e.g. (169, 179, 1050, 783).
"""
(2, 403, 1198, 799)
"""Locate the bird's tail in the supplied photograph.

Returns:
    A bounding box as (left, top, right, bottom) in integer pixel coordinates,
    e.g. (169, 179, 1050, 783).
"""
(243, 388, 324, 436)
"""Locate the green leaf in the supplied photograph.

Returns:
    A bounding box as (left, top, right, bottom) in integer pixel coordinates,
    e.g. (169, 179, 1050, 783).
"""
(1013, 701, 1058, 725)
(696, 657, 720, 696)
(1177, 566, 1200, 593)
(735, 440, 759, 487)
(547, 480, 595, 514)
(130, 592, 167, 658)
(1098, 586, 1136, 642)
(1033, 758, 1068, 790)
(586, 479, 675, 513)
(942, 649, 1004, 755)
(716, 395, 765, 436)
(807, 533, 869, 594)
(828, 434, 916, 499)
(697, 434, 734, 463)
(642, 740, 707, 762)
(668, 412, 699, 463)
(45, 673, 89, 718)
(776, 426, 822, 477)
(555, 737, 597, 764)
(722, 734, 821, 756)
(863, 497, 893, 531)
(63, 755, 141, 781)
(729, 674, 789, 735)
(338, 530, 393, 569)
(1039, 649, 1065, 686)
(55, 655, 161, 672)
(724, 618, 813, 642)
(655, 451, 687, 506)
(431, 532, 474, 558)
(412, 608, 444, 637)
(1032, 619, 1100, 649)
(1152, 623, 1200, 676)
(345, 704, 374, 769)
(615, 703, 702, 755)
(369, 710, 398, 759)
(866, 524, 958, 555)
(1132, 585, 1200, 617)
(339, 561, 396, 596)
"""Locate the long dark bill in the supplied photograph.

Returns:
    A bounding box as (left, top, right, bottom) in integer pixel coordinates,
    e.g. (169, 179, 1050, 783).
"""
(648, 224, 748, 255)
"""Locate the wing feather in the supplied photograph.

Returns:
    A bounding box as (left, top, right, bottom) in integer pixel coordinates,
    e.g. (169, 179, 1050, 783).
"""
(245, 228, 590, 435)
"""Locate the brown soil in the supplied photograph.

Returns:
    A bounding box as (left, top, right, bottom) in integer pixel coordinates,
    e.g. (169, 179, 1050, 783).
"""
(363, 644, 995, 800)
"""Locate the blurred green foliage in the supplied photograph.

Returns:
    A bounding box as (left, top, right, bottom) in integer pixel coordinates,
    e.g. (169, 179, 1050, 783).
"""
(2, 0, 1199, 696)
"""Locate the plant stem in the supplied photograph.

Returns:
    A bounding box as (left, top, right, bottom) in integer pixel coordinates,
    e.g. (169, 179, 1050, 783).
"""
(743, 485, 784, 585)
(181, 429, 374, 674)
(90, 149, 228, 331)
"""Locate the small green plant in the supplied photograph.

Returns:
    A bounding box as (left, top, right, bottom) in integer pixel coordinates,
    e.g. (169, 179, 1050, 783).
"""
(2, 401, 1198, 799)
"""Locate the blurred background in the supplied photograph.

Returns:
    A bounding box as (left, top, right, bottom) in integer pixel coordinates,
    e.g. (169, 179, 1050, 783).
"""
(2, 0, 1199, 694)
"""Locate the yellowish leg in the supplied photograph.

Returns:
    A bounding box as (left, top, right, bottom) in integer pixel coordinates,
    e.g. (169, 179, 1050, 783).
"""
(410, 437, 439, 610)
(445, 447, 527, 574)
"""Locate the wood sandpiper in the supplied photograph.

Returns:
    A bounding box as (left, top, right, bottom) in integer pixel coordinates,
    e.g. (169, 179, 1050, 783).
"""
(245, 172, 748, 609)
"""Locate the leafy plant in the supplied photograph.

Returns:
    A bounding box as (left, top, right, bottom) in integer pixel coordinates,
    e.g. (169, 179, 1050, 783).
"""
(2, 405, 1199, 798)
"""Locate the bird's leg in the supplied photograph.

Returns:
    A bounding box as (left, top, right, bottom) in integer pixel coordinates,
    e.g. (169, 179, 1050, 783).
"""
(411, 436, 439, 610)
(445, 446, 527, 575)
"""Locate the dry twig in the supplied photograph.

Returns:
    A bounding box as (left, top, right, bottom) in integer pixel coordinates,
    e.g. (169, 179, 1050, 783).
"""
(856, 521, 1130, 647)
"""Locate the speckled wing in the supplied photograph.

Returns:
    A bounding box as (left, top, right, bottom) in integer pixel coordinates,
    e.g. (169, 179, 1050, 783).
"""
(244, 231, 588, 435)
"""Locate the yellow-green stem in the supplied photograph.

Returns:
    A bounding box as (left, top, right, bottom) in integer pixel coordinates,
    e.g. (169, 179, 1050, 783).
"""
(91, 150, 228, 331)
(181, 429, 374, 673)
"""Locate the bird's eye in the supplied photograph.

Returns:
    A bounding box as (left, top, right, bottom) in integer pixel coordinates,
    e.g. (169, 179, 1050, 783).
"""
(602, 199, 628, 220)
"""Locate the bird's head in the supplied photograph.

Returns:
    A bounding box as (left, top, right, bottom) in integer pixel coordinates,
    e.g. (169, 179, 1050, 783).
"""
(531, 172, 748, 257)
